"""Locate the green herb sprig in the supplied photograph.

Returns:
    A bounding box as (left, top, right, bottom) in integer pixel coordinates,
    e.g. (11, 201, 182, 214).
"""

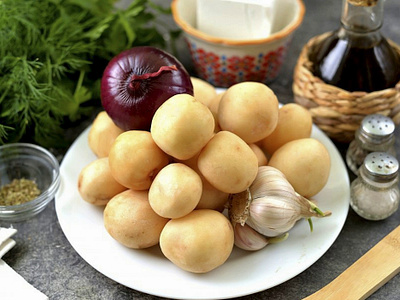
(0, 0, 172, 147)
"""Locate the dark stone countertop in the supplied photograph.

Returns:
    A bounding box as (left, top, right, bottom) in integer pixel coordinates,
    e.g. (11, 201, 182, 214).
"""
(2, 0, 400, 299)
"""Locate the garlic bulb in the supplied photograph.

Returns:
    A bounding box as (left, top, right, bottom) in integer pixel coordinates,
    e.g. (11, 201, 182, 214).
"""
(228, 166, 330, 238)
(233, 222, 288, 251)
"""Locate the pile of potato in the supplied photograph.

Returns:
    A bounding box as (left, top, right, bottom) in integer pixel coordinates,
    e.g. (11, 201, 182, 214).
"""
(77, 78, 331, 274)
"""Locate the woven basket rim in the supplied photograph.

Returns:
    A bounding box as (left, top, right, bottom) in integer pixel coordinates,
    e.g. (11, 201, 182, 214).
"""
(297, 32, 400, 94)
(292, 32, 400, 142)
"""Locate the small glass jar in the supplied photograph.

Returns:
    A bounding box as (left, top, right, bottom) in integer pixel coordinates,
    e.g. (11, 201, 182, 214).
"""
(0, 143, 60, 222)
(346, 114, 396, 175)
(350, 152, 399, 220)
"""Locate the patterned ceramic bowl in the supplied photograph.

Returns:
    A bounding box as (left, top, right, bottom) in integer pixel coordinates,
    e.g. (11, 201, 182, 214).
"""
(171, 0, 305, 88)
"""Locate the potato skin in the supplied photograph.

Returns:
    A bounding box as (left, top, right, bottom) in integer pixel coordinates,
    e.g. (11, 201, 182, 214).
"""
(108, 130, 169, 190)
(249, 143, 268, 166)
(261, 103, 312, 155)
(149, 163, 202, 219)
(159, 209, 234, 273)
(178, 153, 229, 211)
(268, 138, 331, 198)
(104, 190, 169, 249)
(198, 131, 258, 194)
(218, 82, 279, 144)
(88, 111, 124, 158)
(151, 94, 215, 160)
(191, 77, 217, 108)
(78, 157, 127, 205)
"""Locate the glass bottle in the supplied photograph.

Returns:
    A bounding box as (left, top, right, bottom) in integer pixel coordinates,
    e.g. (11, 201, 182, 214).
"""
(346, 114, 396, 175)
(310, 0, 400, 92)
(350, 152, 399, 220)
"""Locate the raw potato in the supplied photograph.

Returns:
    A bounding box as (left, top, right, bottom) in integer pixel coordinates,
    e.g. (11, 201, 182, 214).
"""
(195, 180, 228, 211)
(78, 157, 127, 205)
(151, 94, 215, 160)
(249, 144, 268, 166)
(179, 153, 229, 211)
(108, 130, 169, 190)
(268, 138, 331, 198)
(191, 77, 217, 108)
(88, 111, 124, 158)
(261, 103, 313, 155)
(104, 190, 169, 249)
(160, 209, 234, 273)
(149, 163, 202, 219)
(198, 131, 258, 194)
(218, 82, 279, 143)
(209, 92, 224, 132)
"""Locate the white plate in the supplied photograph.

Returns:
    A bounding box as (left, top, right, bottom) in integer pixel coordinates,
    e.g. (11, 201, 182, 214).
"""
(55, 123, 350, 300)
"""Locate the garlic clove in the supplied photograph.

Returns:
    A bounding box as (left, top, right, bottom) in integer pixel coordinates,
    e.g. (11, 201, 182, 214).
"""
(233, 222, 269, 251)
(247, 196, 302, 237)
(233, 222, 289, 251)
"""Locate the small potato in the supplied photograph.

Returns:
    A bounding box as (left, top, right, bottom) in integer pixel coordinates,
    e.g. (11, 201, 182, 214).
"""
(149, 163, 202, 219)
(151, 94, 215, 160)
(218, 82, 279, 143)
(179, 153, 229, 211)
(249, 144, 268, 166)
(104, 190, 169, 249)
(88, 111, 124, 158)
(209, 92, 224, 132)
(209, 92, 224, 118)
(198, 131, 258, 194)
(109, 130, 169, 190)
(191, 77, 217, 108)
(160, 209, 234, 273)
(78, 157, 127, 205)
(268, 138, 331, 198)
(261, 103, 313, 155)
(195, 180, 228, 212)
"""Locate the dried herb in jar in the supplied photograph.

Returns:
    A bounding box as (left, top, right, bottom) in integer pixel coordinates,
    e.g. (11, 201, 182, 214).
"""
(0, 178, 41, 206)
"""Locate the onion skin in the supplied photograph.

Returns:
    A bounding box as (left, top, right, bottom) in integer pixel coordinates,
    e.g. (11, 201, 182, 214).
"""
(101, 46, 193, 131)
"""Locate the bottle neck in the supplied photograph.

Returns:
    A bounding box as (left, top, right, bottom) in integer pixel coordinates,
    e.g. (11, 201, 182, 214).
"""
(341, 0, 384, 33)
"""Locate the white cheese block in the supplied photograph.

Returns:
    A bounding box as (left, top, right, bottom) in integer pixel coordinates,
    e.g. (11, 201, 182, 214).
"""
(196, 0, 277, 40)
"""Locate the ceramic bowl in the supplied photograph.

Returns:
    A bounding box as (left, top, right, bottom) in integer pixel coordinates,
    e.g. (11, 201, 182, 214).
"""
(0, 143, 60, 222)
(171, 0, 305, 87)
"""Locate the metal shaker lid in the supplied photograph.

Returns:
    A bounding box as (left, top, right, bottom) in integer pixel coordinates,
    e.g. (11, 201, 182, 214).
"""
(363, 152, 399, 179)
(360, 114, 395, 138)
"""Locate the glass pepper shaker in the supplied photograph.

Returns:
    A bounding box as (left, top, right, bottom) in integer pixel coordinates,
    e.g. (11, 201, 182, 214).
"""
(350, 152, 399, 221)
(346, 114, 396, 175)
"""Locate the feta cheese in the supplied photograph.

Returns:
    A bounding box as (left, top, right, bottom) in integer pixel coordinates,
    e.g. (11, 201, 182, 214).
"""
(196, 0, 277, 40)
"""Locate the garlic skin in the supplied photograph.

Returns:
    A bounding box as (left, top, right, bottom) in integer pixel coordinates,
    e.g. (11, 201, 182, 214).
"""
(229, 166, 329, 238)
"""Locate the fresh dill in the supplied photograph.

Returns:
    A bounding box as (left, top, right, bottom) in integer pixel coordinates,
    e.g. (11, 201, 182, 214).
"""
(0, 0, 171, 147)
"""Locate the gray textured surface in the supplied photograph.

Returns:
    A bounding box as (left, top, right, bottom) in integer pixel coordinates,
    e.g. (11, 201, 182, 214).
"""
(2, 0, 400, 299)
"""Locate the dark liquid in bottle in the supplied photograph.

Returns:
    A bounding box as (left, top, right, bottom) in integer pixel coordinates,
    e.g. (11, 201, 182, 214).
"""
(311, 33, 400, 92)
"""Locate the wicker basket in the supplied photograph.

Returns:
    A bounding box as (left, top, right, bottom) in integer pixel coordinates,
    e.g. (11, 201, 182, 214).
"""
(293, 33, 400, 143)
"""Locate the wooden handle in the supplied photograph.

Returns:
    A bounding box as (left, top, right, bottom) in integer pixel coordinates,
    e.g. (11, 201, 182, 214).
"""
(303, 225, 400, 300)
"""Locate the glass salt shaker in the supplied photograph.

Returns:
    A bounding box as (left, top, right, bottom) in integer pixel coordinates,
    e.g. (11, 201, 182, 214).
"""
(346, 114, 396, 175)
(350, 152, 399, 221)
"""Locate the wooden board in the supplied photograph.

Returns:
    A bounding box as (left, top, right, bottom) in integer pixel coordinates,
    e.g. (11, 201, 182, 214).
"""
(303, 225, 400, 300)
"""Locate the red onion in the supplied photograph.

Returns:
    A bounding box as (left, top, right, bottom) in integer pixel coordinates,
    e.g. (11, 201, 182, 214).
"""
(101, 46, 193, 131)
